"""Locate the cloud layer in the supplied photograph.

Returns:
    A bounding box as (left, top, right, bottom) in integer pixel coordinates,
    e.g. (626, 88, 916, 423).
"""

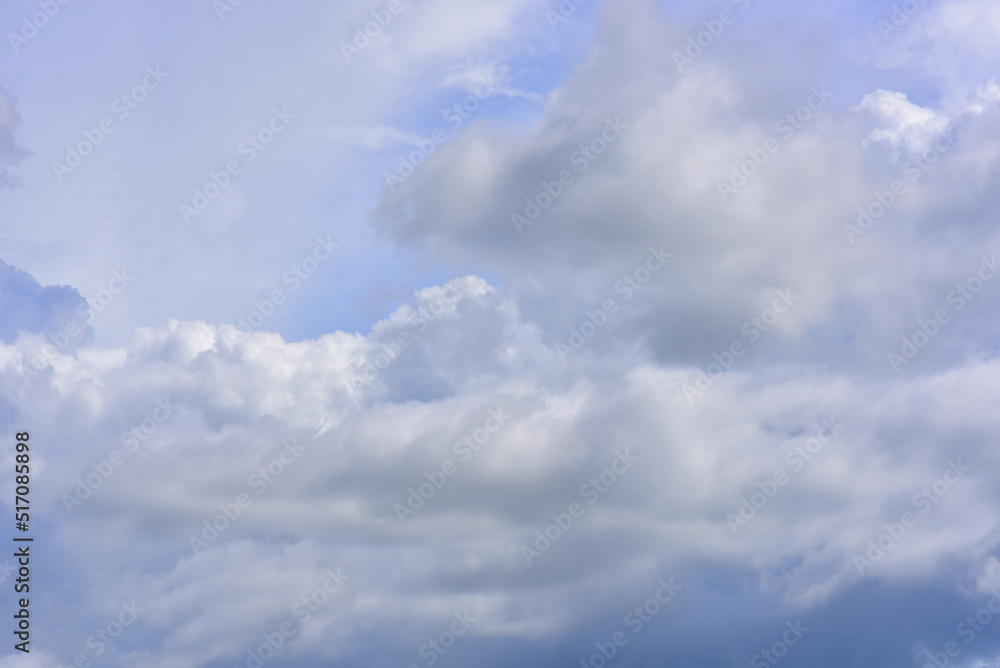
(1, 0, 999, 666)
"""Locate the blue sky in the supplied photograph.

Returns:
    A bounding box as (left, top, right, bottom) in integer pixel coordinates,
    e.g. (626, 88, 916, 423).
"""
(2, 0, 1000, 667)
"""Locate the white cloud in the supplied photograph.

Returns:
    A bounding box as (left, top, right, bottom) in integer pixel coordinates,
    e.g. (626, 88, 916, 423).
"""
(438, 62, 541, 100)
(330, 124, 423, 149)
(854, 89, 950, 154)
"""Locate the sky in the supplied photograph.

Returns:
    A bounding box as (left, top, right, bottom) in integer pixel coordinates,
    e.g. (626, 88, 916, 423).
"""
(1, 0, 1000, 666)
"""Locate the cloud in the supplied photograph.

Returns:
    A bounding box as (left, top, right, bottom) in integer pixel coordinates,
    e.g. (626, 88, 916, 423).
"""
(2, 0, 1000, 665)
(370, 0, 1000, 378)
(854, 89, 951, 154)
(2, 269, 1000, 665)
(0, 260, 90, 348)
(330, 124, 423, 149)
(438, 62, 541, 100)
(387, 0, 547, 63)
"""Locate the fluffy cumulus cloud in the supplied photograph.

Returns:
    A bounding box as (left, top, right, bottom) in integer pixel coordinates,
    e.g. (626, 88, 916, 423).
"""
(1, 0, 999, 666)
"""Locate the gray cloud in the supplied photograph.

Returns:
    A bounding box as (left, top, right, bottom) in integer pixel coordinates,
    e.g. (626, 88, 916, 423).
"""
(3, 270, 999, 666)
